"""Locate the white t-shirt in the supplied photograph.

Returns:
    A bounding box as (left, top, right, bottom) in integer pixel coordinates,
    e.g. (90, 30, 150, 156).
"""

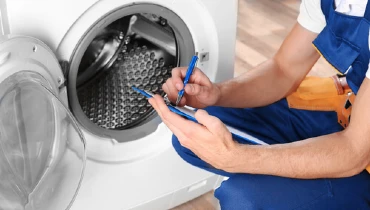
(297, 0, 370, 79)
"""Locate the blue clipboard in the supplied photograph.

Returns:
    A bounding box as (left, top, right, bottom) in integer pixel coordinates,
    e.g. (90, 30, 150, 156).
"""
(132, 86, 267, 145)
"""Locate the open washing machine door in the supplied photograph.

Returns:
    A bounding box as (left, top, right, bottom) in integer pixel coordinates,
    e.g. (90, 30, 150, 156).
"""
(1, 1, 237, 209)
(0, 35, 86, 210)
(5, 0, 236, 163)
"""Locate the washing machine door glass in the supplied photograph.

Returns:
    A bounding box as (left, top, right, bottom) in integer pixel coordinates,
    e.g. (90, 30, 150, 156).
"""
(0, 71, 86, 210)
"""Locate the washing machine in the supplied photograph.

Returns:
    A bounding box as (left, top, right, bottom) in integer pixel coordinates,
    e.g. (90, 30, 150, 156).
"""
(0, 0, 237, 209)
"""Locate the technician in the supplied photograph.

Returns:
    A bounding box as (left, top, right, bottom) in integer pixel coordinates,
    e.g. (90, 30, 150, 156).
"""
(150, 0, 370, 209)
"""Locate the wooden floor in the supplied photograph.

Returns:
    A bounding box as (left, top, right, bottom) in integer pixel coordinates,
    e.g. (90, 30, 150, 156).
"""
(172, 0, 335, 209)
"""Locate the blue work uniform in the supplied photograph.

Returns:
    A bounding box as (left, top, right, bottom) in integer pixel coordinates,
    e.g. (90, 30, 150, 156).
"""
(172, 0, 370, 209)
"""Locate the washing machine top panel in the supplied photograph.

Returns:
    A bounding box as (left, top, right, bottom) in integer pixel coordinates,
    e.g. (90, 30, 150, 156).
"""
(0, 35, 86, 210)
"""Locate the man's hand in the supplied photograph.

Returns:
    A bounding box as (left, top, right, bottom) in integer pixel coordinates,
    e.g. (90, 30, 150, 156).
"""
(149, 94, 240, 171)
(163, 67, 221, 108)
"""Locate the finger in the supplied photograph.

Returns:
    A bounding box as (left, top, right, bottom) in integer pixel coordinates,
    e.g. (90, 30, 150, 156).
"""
(172, 67, 211, 89)
(150, 95, 192, 127)
(184, 83, 209, 96)
(171, 67, 186, 90)
(162, 82, 187, 106)
(195, 109, 226, 136)
(149, 96, 194, 147)
(151, 99, 191, 147)
(162, 82, 170, 94)
(162, 79, 178, 102)
(149, 95, 208, 144)
(175, 96, 187, 107)
(150, 99, 220, 165)
(180, 67, 212, 87)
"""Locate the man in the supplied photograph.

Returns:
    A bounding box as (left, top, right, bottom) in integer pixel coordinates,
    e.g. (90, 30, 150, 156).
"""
(149, 0, 370, 209)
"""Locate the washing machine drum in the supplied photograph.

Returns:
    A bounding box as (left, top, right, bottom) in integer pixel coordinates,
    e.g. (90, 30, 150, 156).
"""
(76, 14, 177, 131)
(0, 64, 86, 208)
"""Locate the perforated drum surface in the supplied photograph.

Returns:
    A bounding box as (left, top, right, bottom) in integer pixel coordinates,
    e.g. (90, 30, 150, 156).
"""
(78, 33, 175, 130)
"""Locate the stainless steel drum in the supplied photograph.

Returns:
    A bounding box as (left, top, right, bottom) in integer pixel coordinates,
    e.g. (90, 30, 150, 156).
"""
(66, 3, 195, 142)
(67, 5, 195, 142)
(77, 14, 175, 130)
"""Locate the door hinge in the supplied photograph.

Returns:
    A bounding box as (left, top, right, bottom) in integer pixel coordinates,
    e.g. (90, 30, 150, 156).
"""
(58, 60, 69, 89)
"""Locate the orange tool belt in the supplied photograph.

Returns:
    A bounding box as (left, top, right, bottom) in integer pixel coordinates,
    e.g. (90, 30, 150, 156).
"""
(286, 75, 354, 129)
(286, 75, 370, 172)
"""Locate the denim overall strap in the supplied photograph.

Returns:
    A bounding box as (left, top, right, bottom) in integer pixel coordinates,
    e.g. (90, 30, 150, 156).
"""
(313, 0, 370, 94)
(320, 0, 332, 21)
(365, 0, 370, 20)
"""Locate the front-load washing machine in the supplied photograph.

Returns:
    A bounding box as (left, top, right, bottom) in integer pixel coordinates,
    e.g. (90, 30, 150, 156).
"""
(0, 0, 237, 209)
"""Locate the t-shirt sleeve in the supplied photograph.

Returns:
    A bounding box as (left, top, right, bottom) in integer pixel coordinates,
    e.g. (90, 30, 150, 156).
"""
(297, 0, 327, 34)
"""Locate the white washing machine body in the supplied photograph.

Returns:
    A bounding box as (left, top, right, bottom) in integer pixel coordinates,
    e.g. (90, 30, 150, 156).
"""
(2, 0, 237, 209)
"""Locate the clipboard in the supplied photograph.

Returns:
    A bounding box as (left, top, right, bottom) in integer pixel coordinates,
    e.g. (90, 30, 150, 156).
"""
(132, 86, 268, 145)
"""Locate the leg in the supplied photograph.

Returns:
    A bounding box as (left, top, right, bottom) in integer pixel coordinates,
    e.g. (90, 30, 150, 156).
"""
(172, 99, 291, 177)
(172, 98, 343, 176)
(214, 171, 370, 210)
(171, 76, 370, 209)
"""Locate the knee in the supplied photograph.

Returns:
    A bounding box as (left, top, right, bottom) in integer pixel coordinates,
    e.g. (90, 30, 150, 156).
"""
(171, 134, 206, 167)
(215, 174, 333, 210)
(171, 134, 194, 158)
(215, 174, 265, 210)
(172, 134, 233, 177)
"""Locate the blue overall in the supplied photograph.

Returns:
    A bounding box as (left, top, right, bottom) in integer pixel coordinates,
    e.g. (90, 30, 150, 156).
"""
(172, 0, 370, 209)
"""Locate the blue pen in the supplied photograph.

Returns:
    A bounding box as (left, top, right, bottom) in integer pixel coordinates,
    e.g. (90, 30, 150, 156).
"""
(131, 86, 266, 145)
(175, 55, 199, 106)
(131, 86, 198, 122)
(132, 86, 153, 98)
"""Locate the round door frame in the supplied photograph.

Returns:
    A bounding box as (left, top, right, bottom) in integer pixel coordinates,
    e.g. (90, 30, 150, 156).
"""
(63, 4, 195, 143)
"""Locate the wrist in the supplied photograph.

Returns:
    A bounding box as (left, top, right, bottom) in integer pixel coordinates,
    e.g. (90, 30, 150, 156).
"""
(226, 144, 263, 174)
(213, 83, 223, 106)
(223, 144, 252, 173)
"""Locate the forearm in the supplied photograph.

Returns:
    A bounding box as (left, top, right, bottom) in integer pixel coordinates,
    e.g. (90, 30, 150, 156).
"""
(233, 130, 370, 179)
(214, 23, 321, 108)
(214, 58, 298, 108)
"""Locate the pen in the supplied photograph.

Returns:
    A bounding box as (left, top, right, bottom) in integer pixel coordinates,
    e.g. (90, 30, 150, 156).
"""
(132, 86, 171, 104)
(131, 86, 154, 98)
(175, 55, 199, 106)
(131, 86, 267, 145)
(131, 86, 196, 120)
